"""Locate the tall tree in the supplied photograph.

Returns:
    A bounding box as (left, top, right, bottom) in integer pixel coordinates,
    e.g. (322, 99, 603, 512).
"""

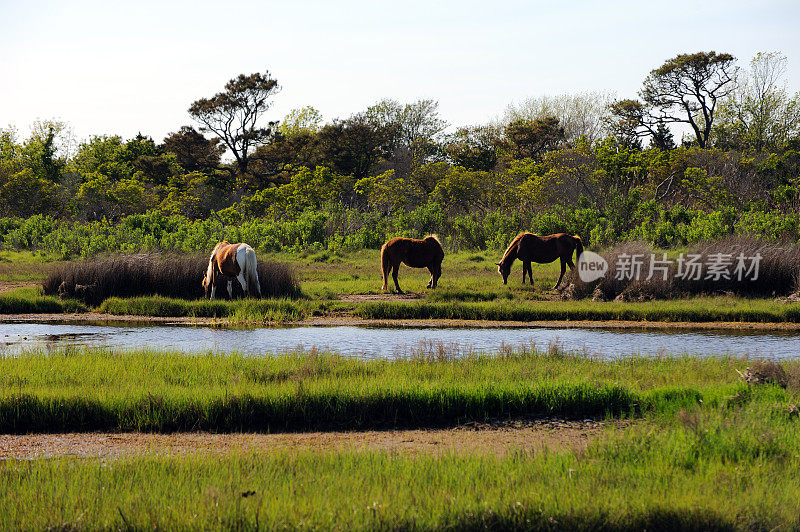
(444, 125, 501, 171)
(365, 99, 447, 176)
(503, 91, 614, 144)
(715, 51, 800, 151)
(163, 126, 226, 172)
(504, 116, 566, 159)
(607, 99, 674, 150)
(188, 72, 280, 175)
(318, 114, 394, 180)
(640, 51, 738, 148)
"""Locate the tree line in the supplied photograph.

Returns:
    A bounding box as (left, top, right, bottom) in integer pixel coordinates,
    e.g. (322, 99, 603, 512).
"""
(1, 50, 799, 254)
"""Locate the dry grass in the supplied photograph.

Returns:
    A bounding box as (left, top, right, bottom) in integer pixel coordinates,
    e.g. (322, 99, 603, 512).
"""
(569, 236, 800, 301)
(676, 236, 800, 298)
(739, 360, 800, 390)
(42, 253, 299, 305)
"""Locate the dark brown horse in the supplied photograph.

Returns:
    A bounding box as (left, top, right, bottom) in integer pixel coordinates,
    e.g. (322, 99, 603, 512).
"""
(381, 235, 444, 293)
(496, 232, 583, 289)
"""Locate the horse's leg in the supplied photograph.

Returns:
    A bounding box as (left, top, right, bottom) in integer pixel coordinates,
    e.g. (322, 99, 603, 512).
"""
(392, 262, 403, 293)
(564, 256, 576, 285)
(236, 272, 248, 297)
(210, 284, 217, 300)
(553, 259, 566, 290)
(426, 266, 434, 288)
(521, 261, 530, 284)
(431, 263, 441, 288)
(526, 262, 534, 289)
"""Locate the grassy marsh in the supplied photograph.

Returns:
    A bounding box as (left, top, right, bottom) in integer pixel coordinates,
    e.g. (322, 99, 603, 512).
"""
(3, 248, 800, 326)
(0, 350, 799, 529)
(0, 347, 790, 433)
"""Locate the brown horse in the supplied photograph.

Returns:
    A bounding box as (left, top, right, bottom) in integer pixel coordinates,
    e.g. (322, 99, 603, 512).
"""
(202, 241, 262, 299)
(496, 232, 583, 289)
(381, 235, 444, 293)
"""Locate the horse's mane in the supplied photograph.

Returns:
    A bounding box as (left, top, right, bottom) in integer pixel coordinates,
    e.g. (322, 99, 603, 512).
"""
(501, 232, 528, 261)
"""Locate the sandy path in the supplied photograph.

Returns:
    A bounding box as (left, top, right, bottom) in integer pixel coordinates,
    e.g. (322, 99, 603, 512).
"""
(0, 419, 628, 459)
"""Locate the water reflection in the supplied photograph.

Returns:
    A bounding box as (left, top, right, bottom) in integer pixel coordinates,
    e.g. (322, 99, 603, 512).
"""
(1, 322, 799, 359)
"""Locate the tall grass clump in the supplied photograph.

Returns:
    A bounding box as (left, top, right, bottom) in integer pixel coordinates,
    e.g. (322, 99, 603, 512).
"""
(675, 236, 800, 298)
(98, 296, 312, 321)
(0, 290, 87, 314)
(42, 253, 299, 305)
(569, 236, 800, 301)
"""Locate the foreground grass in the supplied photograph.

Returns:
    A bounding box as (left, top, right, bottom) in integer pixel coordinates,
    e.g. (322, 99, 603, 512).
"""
(2, 391, 799, 529)
(2, 443, 797, 529)
(2, 348, 799, 529)
(0, 347, 786, 433)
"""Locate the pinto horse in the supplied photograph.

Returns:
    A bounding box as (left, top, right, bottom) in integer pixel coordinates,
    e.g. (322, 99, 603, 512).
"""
(381, 235, 444, 293)
(496, 232, 583, 289)
(202, 241, 262, 299)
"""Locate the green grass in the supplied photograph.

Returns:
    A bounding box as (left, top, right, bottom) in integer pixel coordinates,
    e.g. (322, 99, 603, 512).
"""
(0, 347, 783, 433)
(354, 297, 800, 323)
(1, 389, 799, 529)
(284, 249, 556, 299)
(2, 348, 800, 529)
(0, 250, 57, 282)
(98, 295, 315, 321)
(0, 286, 87, 313)
(2, 442, 797, 530)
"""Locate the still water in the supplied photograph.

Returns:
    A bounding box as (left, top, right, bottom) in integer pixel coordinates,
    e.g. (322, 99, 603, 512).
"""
(1, 322, 799, 359)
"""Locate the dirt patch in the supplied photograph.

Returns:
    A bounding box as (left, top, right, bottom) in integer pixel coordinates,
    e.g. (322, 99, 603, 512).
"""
(0, 281, 37, 294)
(339, 293, 424, 303)
(0, 418, 629, 459)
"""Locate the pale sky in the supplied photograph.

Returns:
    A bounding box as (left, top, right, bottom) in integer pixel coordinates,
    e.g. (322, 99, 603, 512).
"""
(2, 0, 799, 143)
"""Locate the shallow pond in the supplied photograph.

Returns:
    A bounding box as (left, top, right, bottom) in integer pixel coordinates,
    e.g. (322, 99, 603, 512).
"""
(1, 321, 800, 359)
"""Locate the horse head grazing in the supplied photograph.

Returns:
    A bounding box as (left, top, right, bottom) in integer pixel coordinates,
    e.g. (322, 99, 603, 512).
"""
(496, 261, 511, 285)
(496, 232, 584, 289)
(202, 253, 215, 298)
(496, 233, 525, 285)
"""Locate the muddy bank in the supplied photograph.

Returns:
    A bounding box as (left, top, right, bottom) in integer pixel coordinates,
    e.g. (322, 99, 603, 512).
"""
(0, 418, 629, 459)
(4, 312, 800, 331)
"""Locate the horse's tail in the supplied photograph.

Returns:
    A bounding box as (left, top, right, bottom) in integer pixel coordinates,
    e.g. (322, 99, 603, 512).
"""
(245, 246, 261, 298)
(380, 241, 390, 291)
(573, 235, 584, 262)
